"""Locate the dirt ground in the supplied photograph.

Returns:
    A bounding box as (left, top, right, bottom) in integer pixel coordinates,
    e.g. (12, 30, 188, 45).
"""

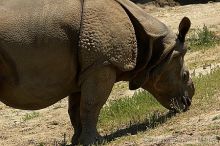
(0, 2, 220, 146)
(108, 109, 220, 146)
(133, 0, 218, 7)
(141, 111, 220, 146)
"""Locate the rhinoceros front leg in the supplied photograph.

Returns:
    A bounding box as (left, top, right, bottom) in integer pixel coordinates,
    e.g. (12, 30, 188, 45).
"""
(79, 66, 116, 145)
(68, 93, 82, 145)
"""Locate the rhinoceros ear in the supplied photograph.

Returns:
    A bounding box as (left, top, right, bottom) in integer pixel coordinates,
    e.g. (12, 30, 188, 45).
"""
(116, 0, 168, 37)
(117, 0, 168, 90)
(116, 0, 157, 71)
(178, 17, 191, 42)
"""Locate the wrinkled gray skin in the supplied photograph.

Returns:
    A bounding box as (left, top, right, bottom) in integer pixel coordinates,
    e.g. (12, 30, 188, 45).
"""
(0, 0, 194, 145)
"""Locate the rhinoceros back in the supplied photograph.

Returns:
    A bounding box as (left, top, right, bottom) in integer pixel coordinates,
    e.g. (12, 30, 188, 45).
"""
(79, 0, 137, 75)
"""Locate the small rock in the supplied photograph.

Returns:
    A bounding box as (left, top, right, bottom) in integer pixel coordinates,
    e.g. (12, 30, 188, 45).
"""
(187, 132, 193, 136)
(124, 141, 136, 146)
(49, 121, 59, 125)
(216, 135, 220, 141)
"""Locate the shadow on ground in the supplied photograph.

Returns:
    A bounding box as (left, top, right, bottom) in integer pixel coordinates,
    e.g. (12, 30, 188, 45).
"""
(132, 0, 218, 7)
(64, 111, 176, 146)
(104, 111, 176, 143)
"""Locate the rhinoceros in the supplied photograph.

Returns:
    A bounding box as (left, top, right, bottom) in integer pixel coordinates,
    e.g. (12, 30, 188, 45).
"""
(0, 0, 195, 145)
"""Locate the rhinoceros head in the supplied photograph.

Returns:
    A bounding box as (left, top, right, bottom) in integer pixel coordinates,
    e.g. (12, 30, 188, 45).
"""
(133, 17, 194, 112)
(142, 18, 195, 112)
(117, 0, 195, 112)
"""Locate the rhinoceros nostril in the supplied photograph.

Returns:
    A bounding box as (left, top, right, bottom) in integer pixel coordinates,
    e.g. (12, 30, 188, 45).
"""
(182, 96, 191, 111)
(186, 97, 191, 106)
(182, 96, 188, 106)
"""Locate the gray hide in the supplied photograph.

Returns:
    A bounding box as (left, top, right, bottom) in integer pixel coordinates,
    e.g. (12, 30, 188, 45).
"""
(78, 0, 137, 83)
(116, 0, 175, 89)
(0, 0, 81, 109)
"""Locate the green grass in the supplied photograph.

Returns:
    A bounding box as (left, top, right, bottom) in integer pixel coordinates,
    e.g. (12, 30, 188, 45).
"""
(99, 69, 220, 145)
(37, 143, 45, 146)
(22, 111, 40, 122)
(212, 115, 220, 121)
(98, 68, 220, 134)
(99, 91, 166, 132)
(187, 25, 220, 52)
(191, 68, 220, 112)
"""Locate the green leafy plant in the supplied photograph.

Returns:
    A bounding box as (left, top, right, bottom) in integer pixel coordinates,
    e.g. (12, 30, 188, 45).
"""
(22, 112, 39, 122)
(187, 25, 220, 51)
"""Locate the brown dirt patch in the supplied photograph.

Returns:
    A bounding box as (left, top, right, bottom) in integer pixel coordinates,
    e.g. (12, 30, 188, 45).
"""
(139, 111, 220, 146)
(133, 0, 219, 7)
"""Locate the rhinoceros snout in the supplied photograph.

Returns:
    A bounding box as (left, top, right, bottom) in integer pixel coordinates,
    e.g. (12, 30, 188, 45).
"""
(181, 96, 191, 112)
(189, 81, 195, 98)
(182, 80, 195, 112)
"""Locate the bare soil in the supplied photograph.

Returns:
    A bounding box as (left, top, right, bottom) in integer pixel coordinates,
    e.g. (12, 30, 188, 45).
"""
(0, 2, 220, 146)
(133, 0, 219, 7)
(109, 109, 220, 146)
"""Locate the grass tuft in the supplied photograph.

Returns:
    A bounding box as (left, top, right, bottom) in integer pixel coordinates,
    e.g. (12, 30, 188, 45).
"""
(187, 25, 220, 51)
(37, 143, 45, 146)
(22, 112, 39, 122)
(191, 68, 220, 111)
(99, 91, 166, 132)
(212, 115, 220, 121)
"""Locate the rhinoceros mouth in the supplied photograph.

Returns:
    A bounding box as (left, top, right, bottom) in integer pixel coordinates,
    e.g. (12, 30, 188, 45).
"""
(169, 95, 191, 113)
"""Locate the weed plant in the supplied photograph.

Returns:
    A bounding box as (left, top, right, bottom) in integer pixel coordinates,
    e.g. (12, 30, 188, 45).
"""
(22, 111, 39, 122)
(187, 25, 220, 51)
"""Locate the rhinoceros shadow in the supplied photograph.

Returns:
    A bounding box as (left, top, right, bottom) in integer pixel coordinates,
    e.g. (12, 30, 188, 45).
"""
(103, 111, 176, 143)
(132, 0, 214, 5)
(64, 111, 176, 146)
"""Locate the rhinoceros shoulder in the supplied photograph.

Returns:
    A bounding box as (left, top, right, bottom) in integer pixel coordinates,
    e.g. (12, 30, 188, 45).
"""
(79, 0, 138, 76)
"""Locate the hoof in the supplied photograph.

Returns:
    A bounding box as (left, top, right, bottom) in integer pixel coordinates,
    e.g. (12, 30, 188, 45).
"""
(79, 133, 104, 146)
(71, 133, 80, 146)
